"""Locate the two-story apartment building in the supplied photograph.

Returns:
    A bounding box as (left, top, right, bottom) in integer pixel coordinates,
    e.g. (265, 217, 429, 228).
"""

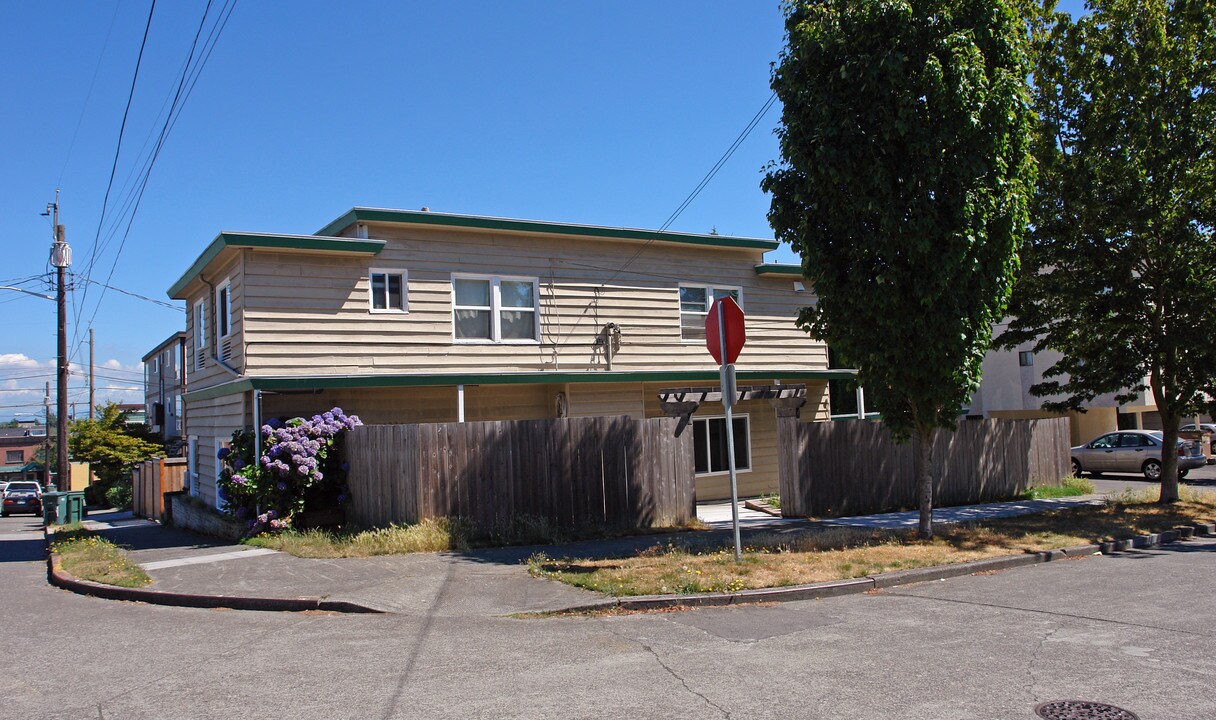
(170, 208, 853, 509)
(968, 326, 1160, 445)
(143, 332, 187, 446)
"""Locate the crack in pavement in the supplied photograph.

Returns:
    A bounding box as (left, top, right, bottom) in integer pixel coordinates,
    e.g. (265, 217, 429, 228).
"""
(1024, 623, 1061, 703)
(884, 591, 1215, 637)
(602, 621, 732, 719)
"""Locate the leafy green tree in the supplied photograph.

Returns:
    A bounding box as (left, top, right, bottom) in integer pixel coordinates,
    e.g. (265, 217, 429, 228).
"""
(1001, 0, 1216, 503)
(764, 0, 1037, 537)
(68, 402, 164, 504)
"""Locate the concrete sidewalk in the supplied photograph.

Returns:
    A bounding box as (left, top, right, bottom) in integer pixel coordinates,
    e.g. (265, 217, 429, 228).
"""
(70, 494, 1109, 616)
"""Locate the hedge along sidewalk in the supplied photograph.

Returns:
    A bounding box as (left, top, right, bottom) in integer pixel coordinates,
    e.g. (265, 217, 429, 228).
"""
(541, 522, 1216, 615)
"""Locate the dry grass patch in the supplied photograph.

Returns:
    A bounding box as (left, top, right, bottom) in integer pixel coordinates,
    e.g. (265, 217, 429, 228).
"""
(51, 528, 151, 588)
(250, 514, 708, 559)
(245, 517, 468, 558)
(529, 492, 1216, 596)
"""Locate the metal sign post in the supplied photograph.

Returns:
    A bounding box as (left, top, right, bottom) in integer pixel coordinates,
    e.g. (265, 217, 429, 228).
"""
(707, 297, 745, 561)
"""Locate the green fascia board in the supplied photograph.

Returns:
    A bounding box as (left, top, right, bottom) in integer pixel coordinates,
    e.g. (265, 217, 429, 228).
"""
(318, 207, 779, 251)
(168, 232, 386, 299)
(183, 368, 858, 403)
(754, 263, 804, 277)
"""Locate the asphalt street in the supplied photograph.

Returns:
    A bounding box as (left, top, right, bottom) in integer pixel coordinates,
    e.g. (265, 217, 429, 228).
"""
(2, 506, 1214, 720)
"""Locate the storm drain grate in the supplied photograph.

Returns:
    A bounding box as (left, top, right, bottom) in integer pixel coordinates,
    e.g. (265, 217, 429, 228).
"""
(1035, 700, 1140, 720)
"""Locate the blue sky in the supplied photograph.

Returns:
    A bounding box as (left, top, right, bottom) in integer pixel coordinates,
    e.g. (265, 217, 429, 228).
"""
(0, 0, 1087, 421)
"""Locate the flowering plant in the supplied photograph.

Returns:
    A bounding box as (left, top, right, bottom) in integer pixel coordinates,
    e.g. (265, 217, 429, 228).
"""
(216, 407, 361, 535)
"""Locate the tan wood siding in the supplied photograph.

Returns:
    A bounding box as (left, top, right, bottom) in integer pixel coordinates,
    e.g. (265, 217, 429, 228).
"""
(187, 392, 246, 508)
(224, 225, 827, 381)
(184, 254, 244, 392)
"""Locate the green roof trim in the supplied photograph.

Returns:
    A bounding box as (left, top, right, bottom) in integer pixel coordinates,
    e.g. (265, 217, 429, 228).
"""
(754, 263, 805, 277)
(318, 207, 779, 251)
(183, 368, 857, 403)
(168, 232, 386, 299)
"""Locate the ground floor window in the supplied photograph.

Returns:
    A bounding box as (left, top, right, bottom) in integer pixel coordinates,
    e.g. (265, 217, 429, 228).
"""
(692, 415, 750, 475)
(214, 437, 230, 510)
(187, 436, 199, 497)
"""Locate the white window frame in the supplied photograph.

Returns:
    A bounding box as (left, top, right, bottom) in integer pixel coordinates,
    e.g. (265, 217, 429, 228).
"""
(679, 284, 743, 343)
(451, 274, 540, 344)
(187, 436, 199, 497)
(193, 300, 207, 370)
(368, 268, 408, 314)
(215, 279, 232, 340)
(691, 413, 752, 476)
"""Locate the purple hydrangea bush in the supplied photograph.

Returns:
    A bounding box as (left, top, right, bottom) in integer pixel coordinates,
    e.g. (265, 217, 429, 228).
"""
(216, 407, 362, 535)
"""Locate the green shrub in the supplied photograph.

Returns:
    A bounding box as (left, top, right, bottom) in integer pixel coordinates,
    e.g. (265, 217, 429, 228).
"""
(105, 483, 133, 510)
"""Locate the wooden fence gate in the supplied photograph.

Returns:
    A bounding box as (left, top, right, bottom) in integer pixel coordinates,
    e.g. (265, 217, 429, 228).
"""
(346, 415, 695, 530)
(777, 417, 1071, 518)
(132, 456, 187, 521)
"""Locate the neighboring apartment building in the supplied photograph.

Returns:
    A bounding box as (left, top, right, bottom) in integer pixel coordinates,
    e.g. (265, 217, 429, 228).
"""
(968, 326, 1159, 445)
(143, 332, 187, 442)
(0, 428, 47, 483)
(170, 207, 855, 509)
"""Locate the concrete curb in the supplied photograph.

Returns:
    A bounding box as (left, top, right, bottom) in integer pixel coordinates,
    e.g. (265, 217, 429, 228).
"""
(552, 525, 1214, 614)
(45, 553, 383, 614)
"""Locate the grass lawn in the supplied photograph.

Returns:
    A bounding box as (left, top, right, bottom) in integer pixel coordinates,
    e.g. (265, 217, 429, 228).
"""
(527, 488, 1216, 597)
(51, 526, 151, 588)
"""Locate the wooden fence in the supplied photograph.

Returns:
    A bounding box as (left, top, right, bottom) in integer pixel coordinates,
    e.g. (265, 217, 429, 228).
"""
(346, 416, 695, 531)
(132, 457, 187, 521)
(777, 417, 1071, 518)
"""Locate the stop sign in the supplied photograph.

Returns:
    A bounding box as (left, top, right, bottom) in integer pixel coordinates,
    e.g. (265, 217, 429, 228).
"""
(705, 296, 746, 365)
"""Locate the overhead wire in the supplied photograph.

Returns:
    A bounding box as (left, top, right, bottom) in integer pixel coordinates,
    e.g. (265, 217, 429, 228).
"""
(75, 0, 159, 342)
(73, 0, 239, 363)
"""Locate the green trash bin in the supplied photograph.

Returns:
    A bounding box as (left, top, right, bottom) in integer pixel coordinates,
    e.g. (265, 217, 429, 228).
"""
(41, 492, 61, 526)
(61, 491, 85, 525)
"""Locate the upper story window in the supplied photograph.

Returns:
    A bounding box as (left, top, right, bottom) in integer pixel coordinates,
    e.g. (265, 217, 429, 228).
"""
(216, 280, 232, 339)
(1018, 351, 1034, 367)
(679, 285, 742, 341)
(369, 269, 407, 313)
(193, 300, 207, 370)
(6, 450, 23, 463)
(452, 275, 539, 342)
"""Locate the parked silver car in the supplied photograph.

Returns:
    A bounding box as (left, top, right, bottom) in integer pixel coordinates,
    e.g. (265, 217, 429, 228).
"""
(1071, 430, 1206, 481)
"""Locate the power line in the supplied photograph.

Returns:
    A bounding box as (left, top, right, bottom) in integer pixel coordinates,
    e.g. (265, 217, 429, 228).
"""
(74, 0, 239, 361)
(602, 91, 779, 288)
(71, 274, 183, 311)
(76, 0, 158, 339)
(57, 0, 123, 186)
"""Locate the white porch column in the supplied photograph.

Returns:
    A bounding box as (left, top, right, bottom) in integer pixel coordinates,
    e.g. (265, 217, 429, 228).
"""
(457, 384, 465, 423)
(856, 386, 866, 420)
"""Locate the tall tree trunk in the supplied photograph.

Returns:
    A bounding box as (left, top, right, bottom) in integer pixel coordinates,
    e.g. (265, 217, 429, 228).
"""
(1158, 412, 1181, 504)
(915, 425, 937, 539)
(1149, 370, 1181, 504)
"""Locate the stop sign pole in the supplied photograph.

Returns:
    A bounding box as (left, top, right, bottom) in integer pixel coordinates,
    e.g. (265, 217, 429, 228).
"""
(706, 296, 745, 561)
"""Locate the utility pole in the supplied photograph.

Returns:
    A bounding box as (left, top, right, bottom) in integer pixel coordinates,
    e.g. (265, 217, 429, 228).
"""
(43, 382, 51, 489)
(89, 328, 95, 420)
(49, 192, 72, 492)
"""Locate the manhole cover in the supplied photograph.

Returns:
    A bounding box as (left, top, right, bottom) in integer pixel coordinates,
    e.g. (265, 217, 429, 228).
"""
(1035, 700, 1140, 720)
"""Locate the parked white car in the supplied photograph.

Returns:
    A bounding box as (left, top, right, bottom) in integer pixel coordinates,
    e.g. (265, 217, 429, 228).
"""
(1071, 430, 1206, 481)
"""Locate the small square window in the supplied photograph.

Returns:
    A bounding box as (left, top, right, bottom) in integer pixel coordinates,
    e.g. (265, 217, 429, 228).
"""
(369, 270, 407, 313)
(1018, 351, 1034, 367)
(679, 285, 741, 341)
